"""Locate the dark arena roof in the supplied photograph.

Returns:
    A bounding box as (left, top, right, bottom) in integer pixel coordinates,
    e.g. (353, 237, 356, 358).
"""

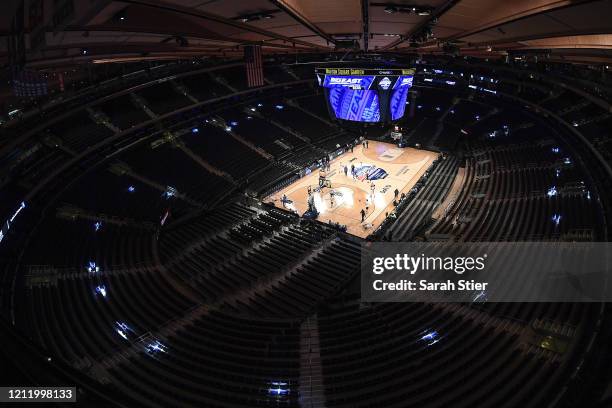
(2, 1, 612, 407)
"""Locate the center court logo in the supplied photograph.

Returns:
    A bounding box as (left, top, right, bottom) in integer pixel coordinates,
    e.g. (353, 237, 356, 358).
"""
(354, 165, 388, 181)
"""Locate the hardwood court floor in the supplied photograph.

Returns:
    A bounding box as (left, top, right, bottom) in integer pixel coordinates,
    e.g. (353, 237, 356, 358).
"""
(266, 141, 439, 238)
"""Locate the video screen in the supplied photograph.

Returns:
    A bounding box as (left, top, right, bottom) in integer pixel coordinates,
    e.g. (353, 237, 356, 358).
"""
(328, 88, 381, 122)
(321, 75, 375, 90)
(389, 75, 414, 121)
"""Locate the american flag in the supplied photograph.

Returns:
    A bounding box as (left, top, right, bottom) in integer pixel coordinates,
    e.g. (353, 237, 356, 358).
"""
(12, 68, 48, 97)
(244, 45, 264, 88)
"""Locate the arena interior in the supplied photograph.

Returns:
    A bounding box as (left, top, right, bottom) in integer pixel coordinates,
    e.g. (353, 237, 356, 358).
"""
(1, 1, 612, 407)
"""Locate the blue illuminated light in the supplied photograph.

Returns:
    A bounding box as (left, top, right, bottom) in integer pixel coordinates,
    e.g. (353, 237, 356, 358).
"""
(128, 185, 135, 192)
(257, 103, 263, 107)
(145, 340, 167, 354)
(564, 157, 571, 165)
(9, 201, 26, 223)
(230, 121, 238, 126)
(95, 285, 107, 298)
(418, 329, 442, 347)
(552, 147, 560, 153)
(552, 214, 562, 226)
(225, 126, 232, 132)
(547, 187, 557, 197)
(268, 382, 289, 396)
(115, 321, 134, 340)
(191, 127, 199, 133)
(269, 388, 288, 395)
(420, 330, 438, 341)
(94, 221, 102, 231)
(1, 201, 27, 243)
(275, 105, 284, 110)
(87, 261, 100, 273)
(163, 186, 177, 199)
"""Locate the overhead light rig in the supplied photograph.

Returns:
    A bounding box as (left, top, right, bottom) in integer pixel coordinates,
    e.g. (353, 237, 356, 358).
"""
(233, 11, 279, 23)
(409, 19, 438, 46)
(379, 3, 434, 16)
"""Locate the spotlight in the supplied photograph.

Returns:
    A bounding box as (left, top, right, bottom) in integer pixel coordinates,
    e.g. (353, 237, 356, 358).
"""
(115, 8, 128, 21)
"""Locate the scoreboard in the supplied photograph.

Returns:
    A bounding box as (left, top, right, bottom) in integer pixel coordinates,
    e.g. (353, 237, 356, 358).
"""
(315, 68, 415, 124)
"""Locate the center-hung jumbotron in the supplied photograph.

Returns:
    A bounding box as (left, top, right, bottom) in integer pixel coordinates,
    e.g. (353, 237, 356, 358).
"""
(315, 67, 415, 123)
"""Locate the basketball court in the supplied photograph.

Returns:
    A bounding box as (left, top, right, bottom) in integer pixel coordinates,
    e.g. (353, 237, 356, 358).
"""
(265, 141, 439, 238)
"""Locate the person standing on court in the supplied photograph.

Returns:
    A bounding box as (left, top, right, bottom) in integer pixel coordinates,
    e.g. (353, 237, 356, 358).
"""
(394, 188, 399, 199)
(361, 208, 366, 222)
(344, 165, 348, 177)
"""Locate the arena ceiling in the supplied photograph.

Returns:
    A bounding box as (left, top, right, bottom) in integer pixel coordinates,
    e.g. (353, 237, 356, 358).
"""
(2, 0, 612, 67)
